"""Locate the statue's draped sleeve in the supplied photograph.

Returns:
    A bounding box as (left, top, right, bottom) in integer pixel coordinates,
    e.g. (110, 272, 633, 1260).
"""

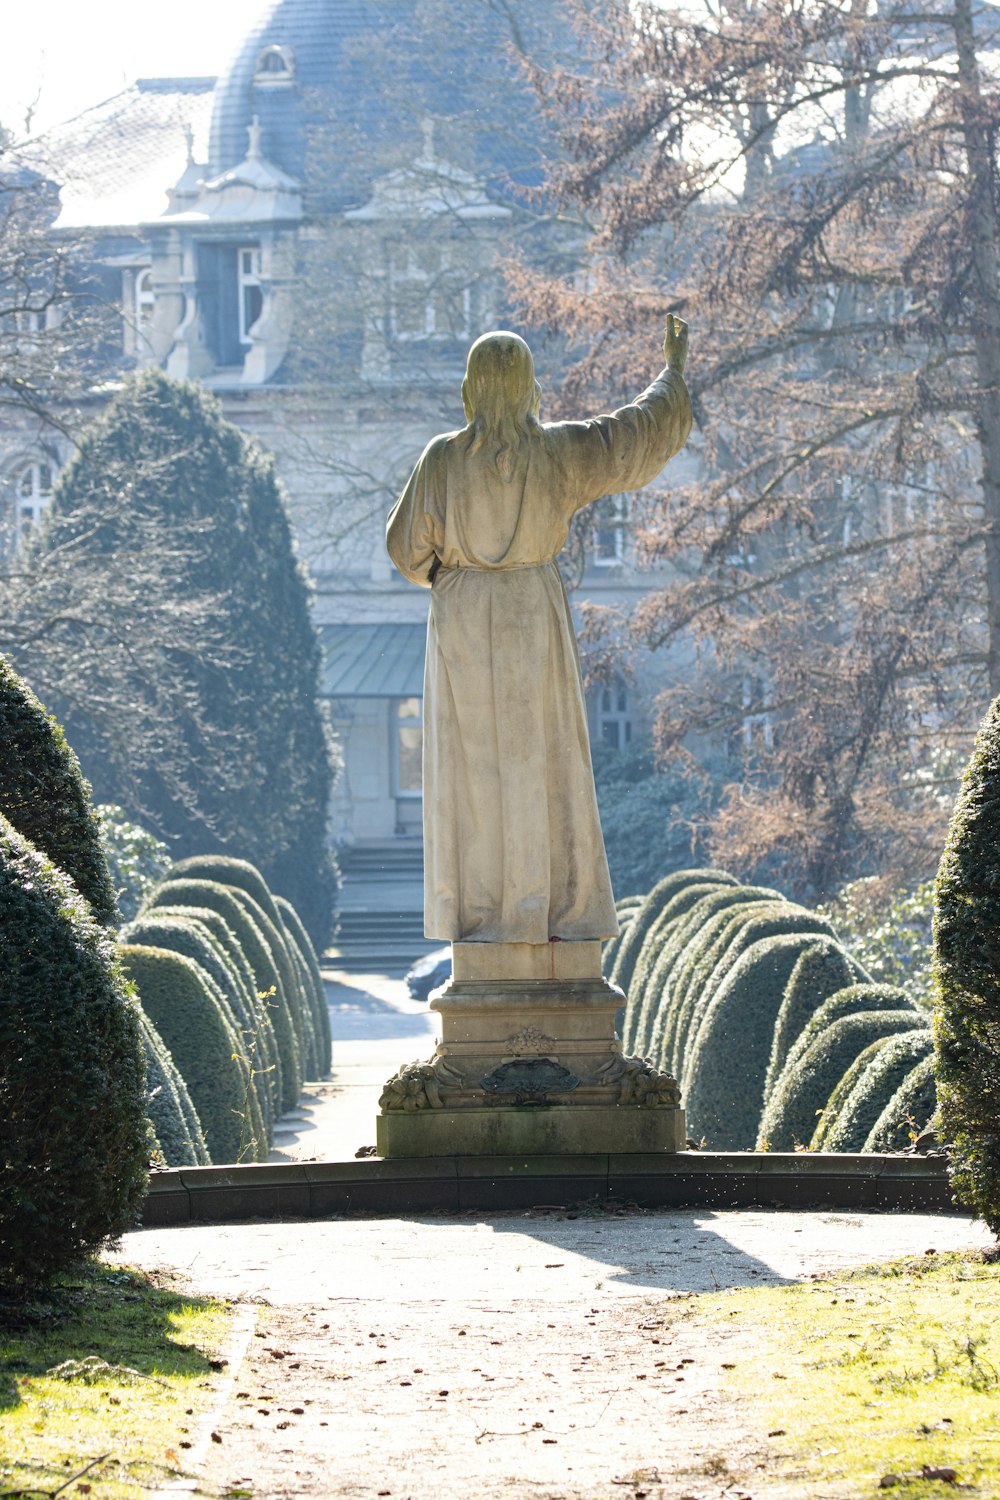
(386, 436, 447, 587)
(550, 367, 692, 514)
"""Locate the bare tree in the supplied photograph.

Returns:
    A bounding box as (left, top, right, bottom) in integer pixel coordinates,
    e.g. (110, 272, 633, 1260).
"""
(509, 0, 1000, 897)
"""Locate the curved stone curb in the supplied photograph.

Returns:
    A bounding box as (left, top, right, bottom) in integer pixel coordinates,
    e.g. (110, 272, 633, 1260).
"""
(141, 1150, 955, 1226)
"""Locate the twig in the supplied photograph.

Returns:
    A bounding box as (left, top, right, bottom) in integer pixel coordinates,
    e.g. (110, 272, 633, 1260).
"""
(0, 1452, 110, 1499)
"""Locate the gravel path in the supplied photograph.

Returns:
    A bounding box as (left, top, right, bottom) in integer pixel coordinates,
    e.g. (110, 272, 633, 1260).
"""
(116, 1207, 994, 1499)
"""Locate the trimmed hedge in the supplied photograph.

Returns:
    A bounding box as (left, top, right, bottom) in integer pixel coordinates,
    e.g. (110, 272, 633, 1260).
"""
(276, 893, 331, 1076)
(625, 881, 745, 1058)
(0, 657, 117, 924)
(611, 868, 738, 1005)
(764, 939, 865, 1109)
(775, 983, 917, 1088)
(152, 901, 285, 1109)
(134, 1004, 209, 1167)
(625, 881, 736, 1055)
(148, 878, 302, 1108)
(224, 885, 318, 1080)
(757, 1002, 923, 1151)
(124, 913, 274, 1141)
(933, 695, 1000, 1232)
(864, 1053, 938, 1152)
(121, 945, 257, 1164)
(0, 818, 147, 1287)
(820, 1028, 933, 1152)
(603, 895, 643, 980)
(662, 898, 821, 1077)
(681, 931, 852, 1149)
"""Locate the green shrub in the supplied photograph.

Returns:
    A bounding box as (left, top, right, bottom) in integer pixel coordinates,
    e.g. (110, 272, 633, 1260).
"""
(152, 901, 284, 1110)
(764, 939, 866, 1108)
(821, 877, 935, 1006)
(148, 878, 301, 1108)
(758, 1001, 923, 1151)
(820, 1028, 933, 1152)
(275, 893, 331, 1076)
(41, 369, 339, 948)
(864, 1054, 938, 1152)
(0, 657, 117, 924)
(592, 740, 721, 898)
(681, 931, 853, 1149)
(624, 882, 734, 1054)
(661, 896, 814, 1076)
(611, 868, 738, 1003)
(0, 818, 148, 1288)
(124, 913, 274, 1142)
(97, 805, 171, 925)
(773, 983, 914, 1088)
(134, 1005, 210, 1167)
(933, 696, 1000, 1232)
(223, 885, 317, 1080)
(121, 945, 257, 1163)
(619, 875, 738, 1054)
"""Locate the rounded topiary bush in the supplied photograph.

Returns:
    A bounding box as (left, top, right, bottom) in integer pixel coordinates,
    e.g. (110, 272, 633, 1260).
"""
(681, 930, 850, 1149)
(134, 1005, 210, 1166)
(153, 901, 285, 1109)
(864, 1053, 938, 1152)
(820, 1028, 933, 1152)
(934, 695, 1000, 1232)
(764, 939, 865, 1108)
(623, 878, 741, 1057)
(275, 893, 331, 1076)
(148, 878, 302, 1108)
(0, 657, 117, 924)
(121, 945, 259, 1164)
(222, 885, 317, 1080)
(0, 818, 148, 1288)
(757, 999, 923, 1151)
(124, 912, 275, 1141)
(612, 868, 738, 1007)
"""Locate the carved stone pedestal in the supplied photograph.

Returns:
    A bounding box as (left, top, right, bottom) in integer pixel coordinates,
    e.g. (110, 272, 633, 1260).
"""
(376, 941, 686, 1158)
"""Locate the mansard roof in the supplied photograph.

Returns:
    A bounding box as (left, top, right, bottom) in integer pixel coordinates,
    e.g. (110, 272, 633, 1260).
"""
(22, 78, 215, 231)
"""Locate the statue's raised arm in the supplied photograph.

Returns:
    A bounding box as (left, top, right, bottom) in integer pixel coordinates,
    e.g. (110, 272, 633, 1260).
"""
(386, 326, 692, 946)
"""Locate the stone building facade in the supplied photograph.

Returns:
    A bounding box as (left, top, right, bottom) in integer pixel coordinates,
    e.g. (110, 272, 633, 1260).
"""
(2, 0, 699, 854)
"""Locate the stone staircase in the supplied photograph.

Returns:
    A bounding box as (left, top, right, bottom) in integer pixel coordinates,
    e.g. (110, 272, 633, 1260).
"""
(324, 840, 439, 975)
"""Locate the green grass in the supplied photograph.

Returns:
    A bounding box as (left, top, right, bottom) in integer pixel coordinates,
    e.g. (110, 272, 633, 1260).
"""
(706, 1252, 1000, 1497)
(0, 1259, 233, 1498)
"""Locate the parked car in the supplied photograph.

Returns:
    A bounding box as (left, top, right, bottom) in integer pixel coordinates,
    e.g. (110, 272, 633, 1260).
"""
(405, 945, 452, 1001)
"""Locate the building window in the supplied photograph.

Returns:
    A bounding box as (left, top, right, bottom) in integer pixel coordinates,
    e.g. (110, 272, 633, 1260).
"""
(124, 266, 155, 357)
(596, 676, 633, 750)
(740, 674, 774, 753)
(4, 459, 55, 555)
(394, 697, 423, 795)
(388, 243, 471, 343)
(591, 494, 630, 567)
(238, 247, 264, 346)
(253, 44, 294, 83)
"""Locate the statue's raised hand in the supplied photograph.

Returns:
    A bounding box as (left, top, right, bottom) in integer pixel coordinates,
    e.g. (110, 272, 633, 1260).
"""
(664, 314, 689, 374)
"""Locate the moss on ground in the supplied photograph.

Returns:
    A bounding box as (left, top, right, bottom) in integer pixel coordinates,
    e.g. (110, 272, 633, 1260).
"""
(703, 1252, 1000, 1497)
(0, 1259, 232, 1497)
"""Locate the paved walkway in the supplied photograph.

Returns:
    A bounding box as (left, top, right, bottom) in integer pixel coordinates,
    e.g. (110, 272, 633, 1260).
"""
(269, 970, 438, 1161)
(111, 974, 997, 1499)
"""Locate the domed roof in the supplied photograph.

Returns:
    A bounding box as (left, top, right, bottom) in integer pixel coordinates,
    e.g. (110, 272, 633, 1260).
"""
(208, 0, 560, 212)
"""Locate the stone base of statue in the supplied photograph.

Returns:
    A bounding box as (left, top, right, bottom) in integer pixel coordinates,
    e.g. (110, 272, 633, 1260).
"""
(376, 940, 686, 1158)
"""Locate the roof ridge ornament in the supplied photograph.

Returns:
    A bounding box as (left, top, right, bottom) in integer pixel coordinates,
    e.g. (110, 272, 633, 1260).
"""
(247, 115, 263, 162)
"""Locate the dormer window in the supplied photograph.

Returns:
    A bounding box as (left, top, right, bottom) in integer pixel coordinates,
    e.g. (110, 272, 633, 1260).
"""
(253, 45, 294, 84)
(238, 247, 263, 345)
(388, 243, 471, 343)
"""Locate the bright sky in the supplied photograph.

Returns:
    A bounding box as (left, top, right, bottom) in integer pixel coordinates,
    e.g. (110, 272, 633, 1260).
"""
(1, 0, 271, 140)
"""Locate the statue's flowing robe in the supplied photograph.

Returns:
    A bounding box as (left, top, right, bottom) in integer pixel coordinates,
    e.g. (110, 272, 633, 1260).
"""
(386, 367, 692, 944)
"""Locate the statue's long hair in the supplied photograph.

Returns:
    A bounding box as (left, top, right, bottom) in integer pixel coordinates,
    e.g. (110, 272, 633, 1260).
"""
(460, 331, 541, 481)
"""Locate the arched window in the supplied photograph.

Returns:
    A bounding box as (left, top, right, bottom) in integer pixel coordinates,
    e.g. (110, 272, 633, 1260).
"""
(253, 45, 294, 83)
(3, 459, 55, 555)
(238, 247, 264, 345)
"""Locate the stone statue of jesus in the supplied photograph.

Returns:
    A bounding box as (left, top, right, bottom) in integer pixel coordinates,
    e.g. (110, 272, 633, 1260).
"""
(387, 319, 691, 946)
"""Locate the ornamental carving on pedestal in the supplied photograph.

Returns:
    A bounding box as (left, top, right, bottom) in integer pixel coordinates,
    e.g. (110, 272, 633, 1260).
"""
(379, 1055, 463, 1112)
(592, 1052, 682, 1108)
(504, 1026, 556, 1055)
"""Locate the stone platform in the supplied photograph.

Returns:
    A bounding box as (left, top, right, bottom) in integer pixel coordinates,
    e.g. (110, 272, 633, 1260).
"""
(375, 939, 686, 1158)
